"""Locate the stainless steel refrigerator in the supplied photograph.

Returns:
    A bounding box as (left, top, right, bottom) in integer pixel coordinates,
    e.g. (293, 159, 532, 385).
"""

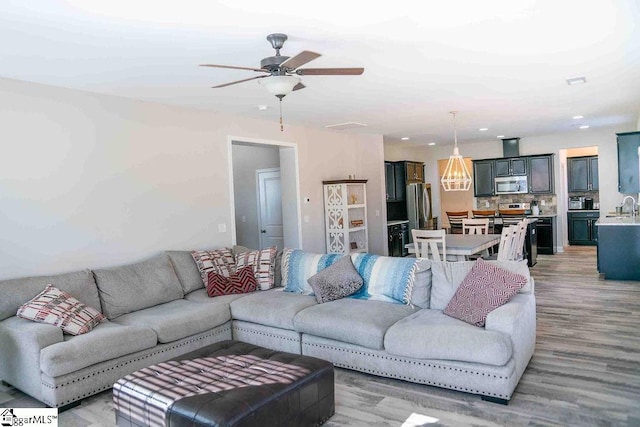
(406, 183, 433, 243)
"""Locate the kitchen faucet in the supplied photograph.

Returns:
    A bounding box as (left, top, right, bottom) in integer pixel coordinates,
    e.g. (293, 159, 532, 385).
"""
(622, 195, 638, 216)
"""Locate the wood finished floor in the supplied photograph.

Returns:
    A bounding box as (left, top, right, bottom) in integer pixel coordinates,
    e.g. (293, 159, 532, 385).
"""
(2, 246, 639, 426)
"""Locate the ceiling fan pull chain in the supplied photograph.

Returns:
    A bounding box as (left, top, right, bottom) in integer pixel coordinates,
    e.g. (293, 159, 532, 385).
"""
(279, 98, 284, 132)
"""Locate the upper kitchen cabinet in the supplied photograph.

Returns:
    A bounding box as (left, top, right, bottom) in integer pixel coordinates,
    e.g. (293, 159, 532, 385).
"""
(617, 131, 640, 194)
(528, 154, 554, 194)
(495, 157, 527, 177)
(404, 161, 424, 183)
(385, 162, 396, 201)
(568, 155, 598, 192)
(473, 159, 495, 197)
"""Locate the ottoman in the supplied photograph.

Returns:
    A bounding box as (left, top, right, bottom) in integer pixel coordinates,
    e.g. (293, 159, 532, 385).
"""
(113, 340, 334, 427)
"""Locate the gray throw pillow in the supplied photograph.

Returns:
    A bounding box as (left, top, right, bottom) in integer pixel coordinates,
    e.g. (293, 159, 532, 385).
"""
(307, 255, 363, 304)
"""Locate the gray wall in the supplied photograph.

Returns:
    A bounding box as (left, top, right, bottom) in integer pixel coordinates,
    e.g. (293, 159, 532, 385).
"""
(232, 144, 280, 250)
(0, 77, 386, 280)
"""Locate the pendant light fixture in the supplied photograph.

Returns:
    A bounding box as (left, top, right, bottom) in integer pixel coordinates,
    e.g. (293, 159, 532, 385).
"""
(440, 111, 472, 191)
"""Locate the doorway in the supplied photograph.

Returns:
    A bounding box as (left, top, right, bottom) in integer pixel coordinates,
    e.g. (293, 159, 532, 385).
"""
(229, 137, 302, 251)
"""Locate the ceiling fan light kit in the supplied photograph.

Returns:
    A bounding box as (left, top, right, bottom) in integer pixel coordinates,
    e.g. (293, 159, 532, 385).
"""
(200, 33, 364, 131)
(259, 75, 301, 98)
(441, 111, 473, 192)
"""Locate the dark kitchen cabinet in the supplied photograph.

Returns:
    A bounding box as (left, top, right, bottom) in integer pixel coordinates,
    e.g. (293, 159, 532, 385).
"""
(388, 223, 409, 257)
(495, 157, 527, 177)
(473, 160, 495, 196)
(384, 162, 407, 202)
(536, 216, 556, 254)
(568, 155, 598, 192)
(617, 131, 640, 194)
(568, 211, 599, 245)
(528, 155, 554, 194)
(385, 162, 396, 201)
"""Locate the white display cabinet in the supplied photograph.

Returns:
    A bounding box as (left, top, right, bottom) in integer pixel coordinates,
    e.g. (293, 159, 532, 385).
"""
(323, 179, 369, 254)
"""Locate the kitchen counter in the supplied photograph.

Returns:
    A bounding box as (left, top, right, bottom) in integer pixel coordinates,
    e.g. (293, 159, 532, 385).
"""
(528, 213, 558, 218)
(568, 209, 600, 213)
(387, 220, 409, 226)
(596, 216, 640, 226)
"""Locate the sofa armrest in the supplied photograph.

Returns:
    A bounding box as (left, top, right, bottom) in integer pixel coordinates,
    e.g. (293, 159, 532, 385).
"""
(0, 317, 64, 398)
(485, 293, 536, 380)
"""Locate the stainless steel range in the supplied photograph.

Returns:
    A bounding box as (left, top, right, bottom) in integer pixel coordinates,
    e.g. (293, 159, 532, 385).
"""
(498, 202, 531, 215)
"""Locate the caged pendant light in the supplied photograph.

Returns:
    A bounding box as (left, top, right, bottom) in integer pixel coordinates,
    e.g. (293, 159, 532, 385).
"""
(440, 111, 472, 191)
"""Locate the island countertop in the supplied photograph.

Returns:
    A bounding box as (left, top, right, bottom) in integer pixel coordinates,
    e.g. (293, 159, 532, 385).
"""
(596, 216, 640, 226)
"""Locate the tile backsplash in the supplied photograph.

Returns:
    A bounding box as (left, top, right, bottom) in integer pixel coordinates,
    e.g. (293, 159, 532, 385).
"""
(476, 194, 557, 215)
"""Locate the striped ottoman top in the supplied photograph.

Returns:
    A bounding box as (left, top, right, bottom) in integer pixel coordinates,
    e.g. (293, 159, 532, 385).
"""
(113, 354, 311, 427)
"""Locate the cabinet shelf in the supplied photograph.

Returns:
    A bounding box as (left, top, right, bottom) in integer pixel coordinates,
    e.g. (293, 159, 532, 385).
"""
(324, 181, 369, 254)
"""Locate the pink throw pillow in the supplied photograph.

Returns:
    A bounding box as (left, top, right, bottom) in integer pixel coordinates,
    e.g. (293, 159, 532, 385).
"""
(443, 258, 527, 327)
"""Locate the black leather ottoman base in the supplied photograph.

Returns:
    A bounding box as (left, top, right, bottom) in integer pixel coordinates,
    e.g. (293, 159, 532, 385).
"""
(114, 340, 334, 427)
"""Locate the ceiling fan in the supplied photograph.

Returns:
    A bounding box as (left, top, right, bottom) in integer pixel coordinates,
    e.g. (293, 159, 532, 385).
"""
(200, 33, 364, 99)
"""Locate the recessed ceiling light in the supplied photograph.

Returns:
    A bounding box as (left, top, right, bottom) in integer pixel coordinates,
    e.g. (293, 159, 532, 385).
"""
(479, 128, 488, 132)
(428, 142, 436, 146)
(572, 115, 584, 119)
(497, 135, 505, 138)
(257, 105, 268, 111)
(566, 76, 587, 85)
(401, 137, 410, 140)
(579, 125, 590, 129)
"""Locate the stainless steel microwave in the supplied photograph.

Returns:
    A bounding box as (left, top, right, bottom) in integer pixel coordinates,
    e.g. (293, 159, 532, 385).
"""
(495, 176, 528, 194)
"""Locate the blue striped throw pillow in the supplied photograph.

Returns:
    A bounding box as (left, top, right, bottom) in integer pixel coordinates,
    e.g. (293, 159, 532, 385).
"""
(281, 249, 342, 294)
(349, 253, 418, 304)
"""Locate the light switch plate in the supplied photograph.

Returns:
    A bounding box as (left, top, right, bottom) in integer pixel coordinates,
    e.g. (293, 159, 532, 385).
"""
(218, 223, 227, 233)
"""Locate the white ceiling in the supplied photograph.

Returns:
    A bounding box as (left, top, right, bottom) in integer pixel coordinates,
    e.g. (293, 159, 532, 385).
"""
(2, 0, 639, 146)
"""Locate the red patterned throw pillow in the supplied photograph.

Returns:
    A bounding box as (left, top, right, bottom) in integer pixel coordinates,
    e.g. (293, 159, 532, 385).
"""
(443, 258, 527, 327)
(17, 284, 105, 335)
(206, 266, 258, 297)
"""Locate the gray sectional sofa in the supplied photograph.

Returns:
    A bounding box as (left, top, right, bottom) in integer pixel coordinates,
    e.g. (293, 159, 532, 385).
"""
(0, 249, 536, 408)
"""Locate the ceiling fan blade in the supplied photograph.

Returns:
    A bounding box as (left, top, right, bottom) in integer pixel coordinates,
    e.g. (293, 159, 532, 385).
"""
(292, 82, 306, 91)
(296, 67, 364, 76)
(212, 75, 269, 88)
(200, 64, 268, 73)
(281, 51, 321, 70)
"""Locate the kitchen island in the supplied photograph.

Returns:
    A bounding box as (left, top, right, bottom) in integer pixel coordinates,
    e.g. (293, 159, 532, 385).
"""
(596, 216, 640, 280)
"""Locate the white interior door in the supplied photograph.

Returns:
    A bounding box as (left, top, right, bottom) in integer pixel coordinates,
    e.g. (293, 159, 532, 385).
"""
(257, 168, 284, 250)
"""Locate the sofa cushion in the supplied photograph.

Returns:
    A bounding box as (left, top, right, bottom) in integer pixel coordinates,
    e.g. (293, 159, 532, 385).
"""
(183, 289, 249, 305)
(17, 285, 104, 335)
(281, 249, 342, 294)
(166, 250, 205, 294)
(39, 321, 157, 377)
(93, 254, 184, 320)
(307, 255, 363, 304)
(230, 289, 317, 330)
(411, 259, 432, 308)
(0, 269, 100, 322)
(113, 299, 231, 344)
(430, 260, 532, 311)
(294, 298, 417, 350)
(349, 253, 418, 304)
(384, 309, 513, 366)
(443, 259, 528, 327)
(207, 266, 257, 297)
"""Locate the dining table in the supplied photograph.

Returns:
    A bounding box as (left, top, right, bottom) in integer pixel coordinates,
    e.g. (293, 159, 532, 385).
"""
(405, 233, 501, 261)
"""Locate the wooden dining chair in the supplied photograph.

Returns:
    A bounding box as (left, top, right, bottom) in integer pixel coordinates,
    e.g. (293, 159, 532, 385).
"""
(511, 219, 529, 261)
(445, 211, 469, 234)
(412, 229, 447, 261)
(472, 209, 496, 233)
(462, 218, 490, 235)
